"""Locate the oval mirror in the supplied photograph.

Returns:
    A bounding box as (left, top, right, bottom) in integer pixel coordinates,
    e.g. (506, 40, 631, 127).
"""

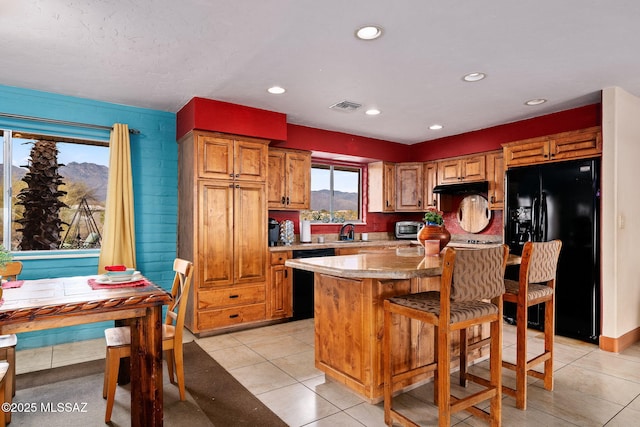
(457, 195, 491, 233)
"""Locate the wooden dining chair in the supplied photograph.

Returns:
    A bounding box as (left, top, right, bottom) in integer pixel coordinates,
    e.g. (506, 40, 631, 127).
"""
(459, 240, 562, 410)
(102, 258, 194, 423)
(383, 245, 509, 427)
(0, 360, 10, 426)
(0, 261, 23, 399)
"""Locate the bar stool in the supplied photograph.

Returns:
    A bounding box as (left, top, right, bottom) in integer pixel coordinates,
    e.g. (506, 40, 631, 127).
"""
(503, 240, 561, 409)
(459, 240, 561, 410)
(383, 245, 508, 427)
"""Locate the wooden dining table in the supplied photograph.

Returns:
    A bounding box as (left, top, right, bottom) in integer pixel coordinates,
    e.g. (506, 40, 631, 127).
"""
(0, 275, 172, 426)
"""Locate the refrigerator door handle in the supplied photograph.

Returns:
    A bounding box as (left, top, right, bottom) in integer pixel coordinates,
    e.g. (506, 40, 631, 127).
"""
(540, 192, 548, 241)
(532, 195, 539, 241)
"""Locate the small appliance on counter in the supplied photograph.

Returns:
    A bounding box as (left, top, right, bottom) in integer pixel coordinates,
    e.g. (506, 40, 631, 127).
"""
(395, 221, 423, 240)
(268, 218, 279, 246)
(280, 220, 295, 245)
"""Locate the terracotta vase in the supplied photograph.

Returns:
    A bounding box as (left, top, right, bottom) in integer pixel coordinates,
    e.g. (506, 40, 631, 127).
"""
(417, 223, 451, 251)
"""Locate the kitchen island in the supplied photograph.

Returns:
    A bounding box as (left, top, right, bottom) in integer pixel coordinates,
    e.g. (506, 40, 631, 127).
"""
(285, 246, 518, 402)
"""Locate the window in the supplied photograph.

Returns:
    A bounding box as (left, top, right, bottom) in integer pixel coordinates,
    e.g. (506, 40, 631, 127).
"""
(300, 163, 362, 223)
(1, 129, 109, 251)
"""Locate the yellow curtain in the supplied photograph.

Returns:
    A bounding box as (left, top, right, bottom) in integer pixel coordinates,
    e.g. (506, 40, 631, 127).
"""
(97, 123, 136, 273)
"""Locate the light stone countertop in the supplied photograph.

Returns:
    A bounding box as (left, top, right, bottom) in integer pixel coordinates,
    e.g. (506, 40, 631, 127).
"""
(284, 246, 520, 280)
(284, 246, 442, 279)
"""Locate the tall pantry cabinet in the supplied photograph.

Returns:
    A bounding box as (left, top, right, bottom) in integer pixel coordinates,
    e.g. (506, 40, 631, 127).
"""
(178, 130, 269, 334)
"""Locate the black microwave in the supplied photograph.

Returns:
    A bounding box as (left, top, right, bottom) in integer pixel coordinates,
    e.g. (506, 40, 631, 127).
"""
(395, 221, 422, 239)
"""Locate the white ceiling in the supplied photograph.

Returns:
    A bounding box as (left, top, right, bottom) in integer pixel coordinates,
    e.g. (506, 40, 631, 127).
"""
(1, 1, 638, 144)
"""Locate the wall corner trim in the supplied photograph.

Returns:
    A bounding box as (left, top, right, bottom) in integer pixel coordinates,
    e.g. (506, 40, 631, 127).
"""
(599, 326, 640, 353)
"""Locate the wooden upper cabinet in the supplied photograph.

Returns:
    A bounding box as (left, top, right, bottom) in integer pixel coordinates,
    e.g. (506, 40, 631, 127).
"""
(503, 126, 602, 168)
(267, 149, 286, 206)
(424, 162, 438, 209)
(368, 161, 396, 212)
(437, 155, 486, 184)
(396, 163, 423, 211)
(551, 126, 602, 161)
(267, 148, 311, 210)
(503, 136, 549, 167)
(485, 151, 504, 210)
(197, 132, 268, 181)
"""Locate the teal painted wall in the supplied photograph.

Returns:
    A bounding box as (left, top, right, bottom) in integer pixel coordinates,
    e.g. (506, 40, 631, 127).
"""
(0, 85, 178, 349)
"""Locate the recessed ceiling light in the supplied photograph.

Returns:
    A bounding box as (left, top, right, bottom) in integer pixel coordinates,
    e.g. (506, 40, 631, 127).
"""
(365, 108, 381, 116)
(267, 86, 286, 94)
(355, 25, 383, 40)
(525, 98, 547, 106)
(462, 72, 486, 82)
(429, 124, 444, 130)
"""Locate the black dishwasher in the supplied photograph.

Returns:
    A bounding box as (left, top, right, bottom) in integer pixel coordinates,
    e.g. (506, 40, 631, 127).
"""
(291, 248, 335, 320)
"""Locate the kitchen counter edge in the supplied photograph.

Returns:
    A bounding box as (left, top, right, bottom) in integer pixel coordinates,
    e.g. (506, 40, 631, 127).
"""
(269, 239, 417, 252)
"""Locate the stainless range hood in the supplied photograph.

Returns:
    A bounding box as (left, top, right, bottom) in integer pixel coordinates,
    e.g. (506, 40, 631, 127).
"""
(432, 181, 488, 194)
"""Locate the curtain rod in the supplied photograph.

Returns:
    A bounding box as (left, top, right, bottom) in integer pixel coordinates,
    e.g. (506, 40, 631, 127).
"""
(0, 112, 141, 135)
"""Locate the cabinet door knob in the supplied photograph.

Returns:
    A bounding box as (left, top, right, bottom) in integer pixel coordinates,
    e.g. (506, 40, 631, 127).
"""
(286, 196, 290, 205)
(229, 314, 239, 319)
(281, 196, 286, 204)
(229, 173, 234, 178)
(235, 174, 240, 178)
(490, 196, 495, 203)
(229, 294, 239, 299)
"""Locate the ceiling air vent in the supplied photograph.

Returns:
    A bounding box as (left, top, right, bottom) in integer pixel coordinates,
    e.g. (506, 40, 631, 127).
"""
(329, 100, 362, 112)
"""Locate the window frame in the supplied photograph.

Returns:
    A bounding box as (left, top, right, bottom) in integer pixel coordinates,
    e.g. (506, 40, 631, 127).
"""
(301, 160, 365, 225)
(1, 128, 109, 255)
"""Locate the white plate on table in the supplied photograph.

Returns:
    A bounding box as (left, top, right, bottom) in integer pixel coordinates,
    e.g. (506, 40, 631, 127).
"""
(95, 272, 142, 284)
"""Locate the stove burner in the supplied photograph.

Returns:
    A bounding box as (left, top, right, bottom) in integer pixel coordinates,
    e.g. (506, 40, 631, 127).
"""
(466, 239, 496, 244)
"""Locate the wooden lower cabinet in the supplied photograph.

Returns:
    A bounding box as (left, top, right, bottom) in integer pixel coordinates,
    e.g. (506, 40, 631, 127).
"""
(268, 251, 293, 319)
(313, 273, 482, 402)
(198, 303, 266, 330)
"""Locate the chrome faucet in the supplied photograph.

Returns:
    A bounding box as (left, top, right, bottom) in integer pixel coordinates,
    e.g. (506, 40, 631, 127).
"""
(339, 223, 355, 241)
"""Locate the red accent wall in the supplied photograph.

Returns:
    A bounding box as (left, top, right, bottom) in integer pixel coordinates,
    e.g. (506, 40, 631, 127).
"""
(413, 104, 601, 161)
(176, 97, 287, 141)
(273, 124, 409, 163)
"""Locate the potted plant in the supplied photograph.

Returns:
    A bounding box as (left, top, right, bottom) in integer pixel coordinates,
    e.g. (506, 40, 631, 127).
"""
(423, 207, 444, 225)
(418, 208, 451, 250)
(0, 245, 12, 269)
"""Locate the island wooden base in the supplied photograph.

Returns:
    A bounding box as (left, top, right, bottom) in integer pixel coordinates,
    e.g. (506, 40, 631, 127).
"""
(313, 272, 488, 402)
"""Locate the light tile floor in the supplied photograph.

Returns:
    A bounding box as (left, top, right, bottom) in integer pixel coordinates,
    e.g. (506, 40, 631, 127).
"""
(15, 320, 640, 426)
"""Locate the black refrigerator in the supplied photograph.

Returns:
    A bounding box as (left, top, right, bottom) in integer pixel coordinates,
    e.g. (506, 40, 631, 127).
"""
(504, 158, 600, 343)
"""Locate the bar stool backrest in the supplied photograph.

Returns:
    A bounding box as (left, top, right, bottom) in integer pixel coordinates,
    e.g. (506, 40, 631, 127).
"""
(526, 240, 562, 284)
(451, 246, 507, 302)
